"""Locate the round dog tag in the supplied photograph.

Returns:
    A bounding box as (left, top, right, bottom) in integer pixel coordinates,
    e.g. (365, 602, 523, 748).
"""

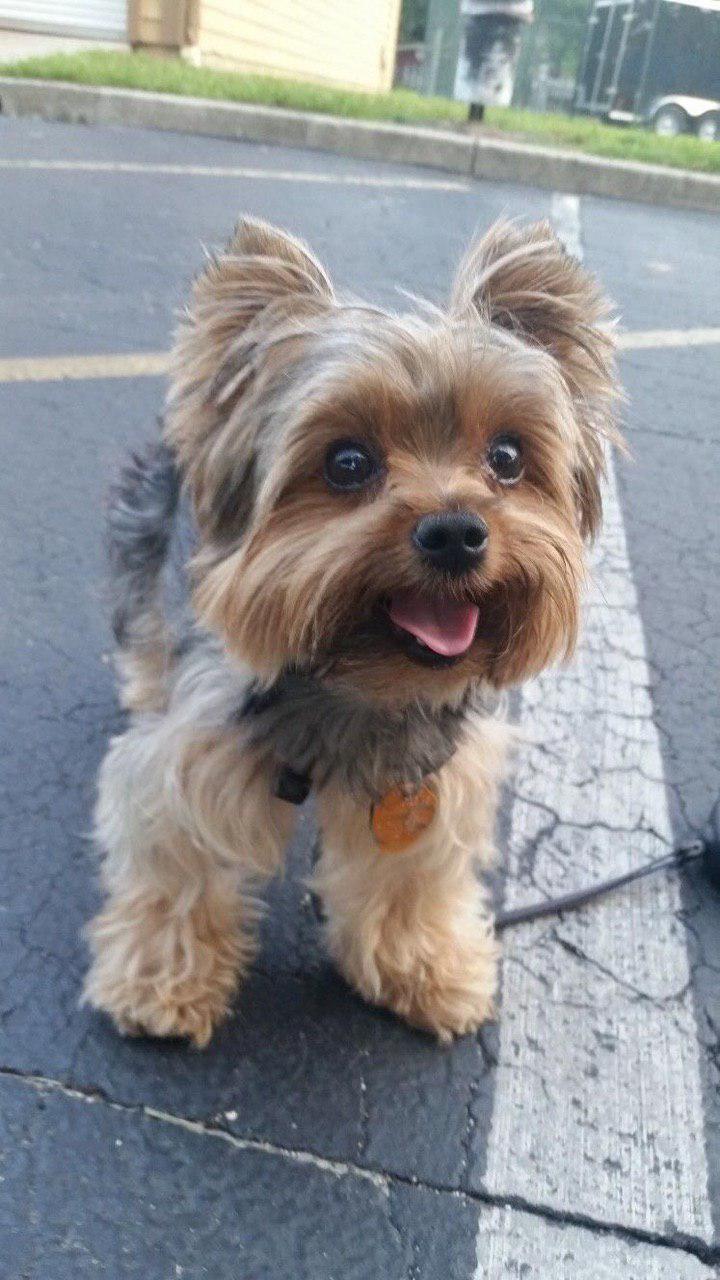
(371, 784, 438, 853)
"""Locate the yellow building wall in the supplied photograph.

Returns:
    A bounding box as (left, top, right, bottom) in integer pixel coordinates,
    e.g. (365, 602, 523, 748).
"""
(196, 0, 402, 93)
(129, 0, 188, 50)
(129, 0, 162, 46)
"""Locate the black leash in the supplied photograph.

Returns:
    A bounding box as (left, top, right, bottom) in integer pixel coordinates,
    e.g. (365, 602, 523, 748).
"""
(495, 837, 720, 931)
(309, 837, 719, 931)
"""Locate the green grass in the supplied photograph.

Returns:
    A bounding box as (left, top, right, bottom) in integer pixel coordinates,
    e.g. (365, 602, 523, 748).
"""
(2, 49, 719, 175)
(0, 49, 466, 126)
(488, 104, 720, 174)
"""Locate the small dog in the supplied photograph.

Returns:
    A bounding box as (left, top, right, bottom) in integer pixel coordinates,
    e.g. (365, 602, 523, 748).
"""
(84, 217, 618, 1046)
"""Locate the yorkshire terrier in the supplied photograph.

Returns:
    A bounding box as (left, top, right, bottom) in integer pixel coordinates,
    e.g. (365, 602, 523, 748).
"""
(84, 217, 618, 1046)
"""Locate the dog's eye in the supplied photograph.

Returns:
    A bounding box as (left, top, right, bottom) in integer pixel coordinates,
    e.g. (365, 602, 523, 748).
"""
(324, 440, 380, 491)
(487, 434, 524, 484)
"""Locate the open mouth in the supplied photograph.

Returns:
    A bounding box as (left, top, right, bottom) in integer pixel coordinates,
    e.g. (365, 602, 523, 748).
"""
(385, 591, 480, 669)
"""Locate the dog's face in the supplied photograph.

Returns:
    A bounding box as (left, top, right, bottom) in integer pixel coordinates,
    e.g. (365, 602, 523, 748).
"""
(167, 219, 618, 706)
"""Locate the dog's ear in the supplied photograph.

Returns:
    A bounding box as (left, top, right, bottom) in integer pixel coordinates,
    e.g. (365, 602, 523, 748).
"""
(451, 220, 619, 539)
(225, 217, 333, 301)
(165, 219, 333, 537)
(175, 217, 333, 402)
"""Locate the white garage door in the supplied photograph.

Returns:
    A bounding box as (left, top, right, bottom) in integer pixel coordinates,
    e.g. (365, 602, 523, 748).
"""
(0, 0, 127, 39)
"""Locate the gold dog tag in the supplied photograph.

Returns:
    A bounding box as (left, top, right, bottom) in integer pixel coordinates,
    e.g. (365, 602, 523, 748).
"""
(371, 784, 438, 853)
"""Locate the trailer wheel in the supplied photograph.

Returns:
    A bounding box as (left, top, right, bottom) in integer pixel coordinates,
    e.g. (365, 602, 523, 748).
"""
(696, 113, 720, 142)
(652, 105, 687, 137)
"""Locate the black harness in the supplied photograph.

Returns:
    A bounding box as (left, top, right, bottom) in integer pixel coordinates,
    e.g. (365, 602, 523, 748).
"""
(239, 679, 313, 804)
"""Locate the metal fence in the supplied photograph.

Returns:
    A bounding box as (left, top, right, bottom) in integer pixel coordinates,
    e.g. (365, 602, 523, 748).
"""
(395, 11, 586, 114)
(395, 42, 427, 92)
(512, 15, 585, 109)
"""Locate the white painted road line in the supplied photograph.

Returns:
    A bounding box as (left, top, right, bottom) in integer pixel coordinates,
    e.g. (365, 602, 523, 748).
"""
(476, 1207, 714, 1278)
(552, 192, 720, 353)
(474, 193, 713, 1275)
(479, 462, 712, 1241)
(551, 192, 583, 260)
(0, 158, 470, 192)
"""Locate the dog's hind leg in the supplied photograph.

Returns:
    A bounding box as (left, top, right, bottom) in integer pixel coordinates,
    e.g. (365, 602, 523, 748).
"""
(84, 721, 294, 1046)
(313, 725, 507, 1040)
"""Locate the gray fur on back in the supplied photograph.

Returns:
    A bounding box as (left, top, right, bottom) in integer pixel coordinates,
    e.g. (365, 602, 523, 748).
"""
(107, 441, 179, 648)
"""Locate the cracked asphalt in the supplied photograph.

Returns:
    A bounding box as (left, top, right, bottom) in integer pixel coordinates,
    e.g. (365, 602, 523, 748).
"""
(0, 116, 718, 1279)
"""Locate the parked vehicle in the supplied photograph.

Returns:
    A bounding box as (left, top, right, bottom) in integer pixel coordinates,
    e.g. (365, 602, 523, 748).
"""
(574, 0, 720, 139)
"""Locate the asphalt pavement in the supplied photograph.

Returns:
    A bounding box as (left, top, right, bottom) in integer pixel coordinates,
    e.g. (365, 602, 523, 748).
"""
(0, 116, 719, 1279)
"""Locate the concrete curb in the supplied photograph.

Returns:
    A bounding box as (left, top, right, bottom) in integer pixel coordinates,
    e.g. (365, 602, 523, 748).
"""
(1, 76, 719, 213)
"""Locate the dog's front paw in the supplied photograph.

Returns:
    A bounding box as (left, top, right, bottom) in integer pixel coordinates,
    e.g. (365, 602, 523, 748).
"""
(383, 939, 497, 1041)
(83, 902, 246, 1048)
(100, 986, 230, 1048)
(335, 924, 498, 1042)
(84, 965, 235, 1048)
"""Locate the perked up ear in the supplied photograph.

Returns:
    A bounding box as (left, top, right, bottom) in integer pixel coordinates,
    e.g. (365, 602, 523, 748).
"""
(451, 220, 620, 539)
(171, 215, 333, 414)
(165, 218, 334, 533)
(213, 215, 335, 325)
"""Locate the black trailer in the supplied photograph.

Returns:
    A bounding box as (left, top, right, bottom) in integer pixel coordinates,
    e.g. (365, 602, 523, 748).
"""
(574, 0, 720, 139)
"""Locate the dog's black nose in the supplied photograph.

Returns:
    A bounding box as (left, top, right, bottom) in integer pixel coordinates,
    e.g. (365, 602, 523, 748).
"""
(412, 511, 488, 575)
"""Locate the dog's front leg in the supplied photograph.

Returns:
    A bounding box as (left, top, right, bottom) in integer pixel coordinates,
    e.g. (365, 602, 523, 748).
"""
(314, 731, 505, 1041)
(84, 724, 295, 1047)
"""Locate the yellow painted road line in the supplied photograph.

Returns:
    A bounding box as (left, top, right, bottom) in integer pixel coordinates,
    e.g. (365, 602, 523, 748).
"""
(0, 158, 470, 192)
(2, 328, 719, 385)
(617, 326, 720, 350)
(0, 352, 170, 383)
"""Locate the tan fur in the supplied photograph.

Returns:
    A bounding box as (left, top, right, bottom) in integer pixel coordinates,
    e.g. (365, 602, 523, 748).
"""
(85, 692, 296, 1045)
(86, 217, 621, 1046)
(115, 621, 174, 714)
(314, 721, 508, 1039)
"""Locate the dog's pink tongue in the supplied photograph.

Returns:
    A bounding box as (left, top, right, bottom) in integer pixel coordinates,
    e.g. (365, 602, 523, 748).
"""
(388, 592, 479, 657)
